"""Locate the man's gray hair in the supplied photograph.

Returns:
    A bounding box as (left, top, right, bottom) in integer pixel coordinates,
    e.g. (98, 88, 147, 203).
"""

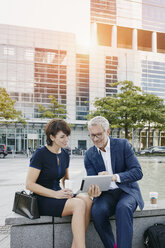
(88, 116, 110, 131)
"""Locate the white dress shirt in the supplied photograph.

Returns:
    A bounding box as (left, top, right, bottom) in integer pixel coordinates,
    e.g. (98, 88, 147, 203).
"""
(97, 138, 120, 190)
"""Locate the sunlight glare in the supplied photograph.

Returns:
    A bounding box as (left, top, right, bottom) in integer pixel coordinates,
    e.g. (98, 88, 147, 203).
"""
(76, 33, 91, 48)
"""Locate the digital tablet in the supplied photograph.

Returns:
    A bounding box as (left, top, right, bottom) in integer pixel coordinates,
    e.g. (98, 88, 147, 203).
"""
(79, 175, 112, 192)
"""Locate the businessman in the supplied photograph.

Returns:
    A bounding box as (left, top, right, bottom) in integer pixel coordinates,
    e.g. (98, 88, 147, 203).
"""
(84, 116, 144, 248)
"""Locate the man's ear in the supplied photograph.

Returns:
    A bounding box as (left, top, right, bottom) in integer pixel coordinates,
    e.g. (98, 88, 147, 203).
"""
(107, 128, 110, 135)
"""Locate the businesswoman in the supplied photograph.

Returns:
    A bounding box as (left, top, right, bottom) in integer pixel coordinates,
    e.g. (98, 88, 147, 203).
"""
(26, 118, 92, 248)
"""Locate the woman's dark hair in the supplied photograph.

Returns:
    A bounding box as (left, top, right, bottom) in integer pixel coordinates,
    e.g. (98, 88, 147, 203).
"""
(45, 119, 71, 146)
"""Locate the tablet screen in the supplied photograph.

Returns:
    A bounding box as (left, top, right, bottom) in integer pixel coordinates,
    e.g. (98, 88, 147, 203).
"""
(80, 175, 112, 192)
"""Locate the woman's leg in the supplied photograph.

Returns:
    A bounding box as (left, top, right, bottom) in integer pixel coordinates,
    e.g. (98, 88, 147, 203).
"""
(62, 197, 86, 248)
(70, 194, 92, 248)
(76, 194, 92, 230)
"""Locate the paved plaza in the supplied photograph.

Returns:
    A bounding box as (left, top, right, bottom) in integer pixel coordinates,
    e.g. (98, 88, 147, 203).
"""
(0, 155, 85, 248)
(1, 154, 165, 247)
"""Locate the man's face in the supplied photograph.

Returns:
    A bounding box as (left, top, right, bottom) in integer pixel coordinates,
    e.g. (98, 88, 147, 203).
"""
(89, 124, 110, 149)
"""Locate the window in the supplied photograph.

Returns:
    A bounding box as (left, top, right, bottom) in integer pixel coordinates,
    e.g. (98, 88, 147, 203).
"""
(157, 33, 165, 54)
(141, 60, 165, 101)
(117, 27, 132, 49)
(4, 46, 15, 56)
(34, 48, 67, 117)
(97, 23, 112, 47)
(25, 49, 34, 61)
(138, 30, 152, 51)
(78, 140, 87, 150)
(105, 56, 118, 97)
(76, 54, 89, 120)
(91, 0, 116, 25)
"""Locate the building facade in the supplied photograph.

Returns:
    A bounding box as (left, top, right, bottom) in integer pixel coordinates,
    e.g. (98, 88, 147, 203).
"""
(1, 0, 165, 153)
(0, 24, 92, 152)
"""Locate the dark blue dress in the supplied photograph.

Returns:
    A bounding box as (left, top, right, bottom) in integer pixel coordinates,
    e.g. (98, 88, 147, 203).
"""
(29, 146, 70, 217)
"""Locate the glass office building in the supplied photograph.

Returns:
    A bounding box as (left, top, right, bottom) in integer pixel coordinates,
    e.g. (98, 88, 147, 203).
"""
(0, 24, 91, 152)
(1, 0, 165, 152)
(89, 0, 165, 149)
(90, 0, 165, 101)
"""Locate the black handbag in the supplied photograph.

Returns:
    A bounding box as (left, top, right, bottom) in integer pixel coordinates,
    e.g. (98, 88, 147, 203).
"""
(12, 190, 40, 219)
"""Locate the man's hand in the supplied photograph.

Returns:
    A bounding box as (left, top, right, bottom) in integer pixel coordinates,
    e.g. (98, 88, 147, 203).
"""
(112, 174, 117, 182)
(98, 171, 118, 182)
(88, 184, 101, 198)
(98, 171, 109, 176)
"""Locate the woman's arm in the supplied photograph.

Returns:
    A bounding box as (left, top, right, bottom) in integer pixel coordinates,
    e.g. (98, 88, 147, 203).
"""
(26, 167, 73, 199)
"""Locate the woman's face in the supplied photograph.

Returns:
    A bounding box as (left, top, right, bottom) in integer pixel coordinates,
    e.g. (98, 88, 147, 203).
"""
(50, 131, 69, 148)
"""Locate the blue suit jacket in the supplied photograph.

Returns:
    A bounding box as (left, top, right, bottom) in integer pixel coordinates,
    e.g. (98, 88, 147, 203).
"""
(84, 137, 144, 210)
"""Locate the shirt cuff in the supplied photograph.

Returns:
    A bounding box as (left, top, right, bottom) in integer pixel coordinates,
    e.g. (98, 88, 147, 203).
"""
(115, 174, 121, 183)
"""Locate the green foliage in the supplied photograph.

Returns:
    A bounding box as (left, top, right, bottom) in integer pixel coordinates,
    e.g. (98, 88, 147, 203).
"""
(88, 80, 165, 139)
(38, 95, 67, 119)
(0, 87, 25, 124)
(140, 93, 165, 128)
(139, 93, 165, 146)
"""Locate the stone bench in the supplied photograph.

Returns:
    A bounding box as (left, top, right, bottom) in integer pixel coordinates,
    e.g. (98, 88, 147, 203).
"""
(5, 200, 165, 248)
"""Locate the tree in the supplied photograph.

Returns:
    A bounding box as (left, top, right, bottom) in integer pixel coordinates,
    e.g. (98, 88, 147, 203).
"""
(88, 81, 144, 139)
(88, 81, 165, 142)
(140, 93, 165, 146)
(0, 87, 25, 123)
(38, 95, 67, 119)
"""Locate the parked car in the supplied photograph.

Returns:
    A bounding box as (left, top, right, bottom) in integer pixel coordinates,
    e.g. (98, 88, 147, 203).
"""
(72, 147, 82, 155)
(7, 146, 12, 154)
(151, 146, 165, 153)
(138, 146, 165, 155)
(0, 144, 8, 158)
(64, 146, 71, 155)
(72, 147, 86, 155)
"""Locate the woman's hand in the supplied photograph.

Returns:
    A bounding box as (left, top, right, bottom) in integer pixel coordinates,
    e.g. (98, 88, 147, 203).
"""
(54, 189, 73, 199)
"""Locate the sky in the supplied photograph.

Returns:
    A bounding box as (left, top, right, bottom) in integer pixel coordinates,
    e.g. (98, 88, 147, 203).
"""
(0, 0, 90, 46)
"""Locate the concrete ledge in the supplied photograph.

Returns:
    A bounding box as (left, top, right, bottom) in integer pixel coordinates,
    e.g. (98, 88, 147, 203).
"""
(5, 200, 165, 248)
(5, 213, 53, 225)
(11, 224, 53, 248)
